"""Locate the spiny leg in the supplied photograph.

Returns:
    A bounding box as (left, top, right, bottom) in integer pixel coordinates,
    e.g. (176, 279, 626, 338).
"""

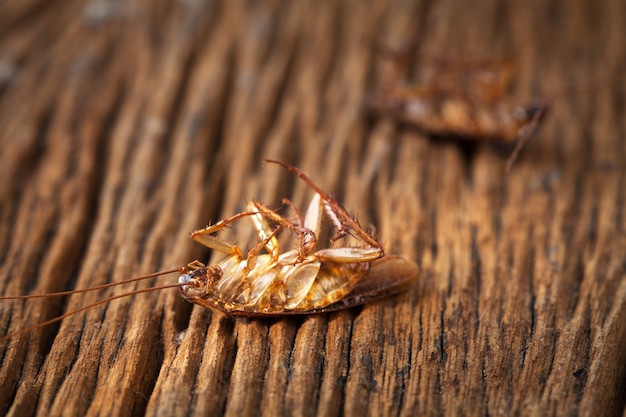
(279, 197, 309, 261)
(191, 210, 286, 261)
(264, 160, 383, 254)
(250, 200, 317, 262)
(247, 201, 280, 259)
(191, 205, 306, 273)
(320, 195, 382, 255)
(281, 194, 325, 259)
(244, 225, 282, 273)
(186, 260, 206, 271)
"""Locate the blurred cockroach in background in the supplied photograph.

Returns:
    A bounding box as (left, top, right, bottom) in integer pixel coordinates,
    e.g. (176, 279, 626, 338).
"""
(365, 37, 547, 172)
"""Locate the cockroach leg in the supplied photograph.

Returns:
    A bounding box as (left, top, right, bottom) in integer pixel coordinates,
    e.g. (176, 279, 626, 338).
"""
(243, 225, 282, 273)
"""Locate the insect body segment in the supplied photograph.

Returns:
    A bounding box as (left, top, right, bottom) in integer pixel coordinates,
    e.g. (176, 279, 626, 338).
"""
(178, 252, 371, 315)
(178, 162, 390, 315)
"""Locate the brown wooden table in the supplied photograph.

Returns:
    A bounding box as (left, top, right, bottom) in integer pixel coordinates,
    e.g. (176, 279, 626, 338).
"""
(1, 0, 625, 416)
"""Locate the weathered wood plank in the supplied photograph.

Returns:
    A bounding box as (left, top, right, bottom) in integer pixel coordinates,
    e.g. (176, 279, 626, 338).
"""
(0, 0, 625, 416)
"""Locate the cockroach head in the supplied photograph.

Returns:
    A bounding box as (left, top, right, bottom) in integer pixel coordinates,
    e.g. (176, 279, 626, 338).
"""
(178, 265, 222, 298)
(514, 100, 547, 123)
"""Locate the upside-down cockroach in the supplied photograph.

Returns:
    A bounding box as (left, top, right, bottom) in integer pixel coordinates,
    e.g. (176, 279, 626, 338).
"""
(365, 2, 548, 171)
(1, 160, 419, 339)
(366, 39, 547, 171)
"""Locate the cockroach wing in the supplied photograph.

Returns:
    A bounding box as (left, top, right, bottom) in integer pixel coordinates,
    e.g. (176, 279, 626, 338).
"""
(319, 255, 418, 312)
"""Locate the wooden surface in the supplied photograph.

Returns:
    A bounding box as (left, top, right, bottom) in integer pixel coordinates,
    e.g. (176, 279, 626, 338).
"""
(1, 0, 625, 416)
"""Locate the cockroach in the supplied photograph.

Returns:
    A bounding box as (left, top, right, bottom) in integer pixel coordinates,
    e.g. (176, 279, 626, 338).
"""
(366, 59, 547, 171)
(1, 160, 419, 339)
(366, 41, 547, 171)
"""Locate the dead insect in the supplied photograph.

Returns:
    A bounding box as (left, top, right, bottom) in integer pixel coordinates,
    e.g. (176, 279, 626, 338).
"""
(366, 44, 547, 171)
(1, 160, 419, 338)
(361, 1, 580, 171)
(179, 159, 418, 315)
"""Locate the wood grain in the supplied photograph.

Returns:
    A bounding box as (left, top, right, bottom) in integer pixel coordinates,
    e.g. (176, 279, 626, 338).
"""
(1, 0, 625, 416)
